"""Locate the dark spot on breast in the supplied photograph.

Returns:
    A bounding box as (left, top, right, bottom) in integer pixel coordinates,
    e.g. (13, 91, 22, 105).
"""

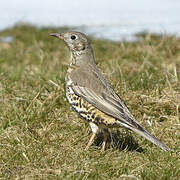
(81, 46, 85, 50)
(92, 113, 95, 119)
(86, 106, 89, 110)
(95, 116, 101, 122)
(79, 111, 87, 114)
(79, 99, 82, 108)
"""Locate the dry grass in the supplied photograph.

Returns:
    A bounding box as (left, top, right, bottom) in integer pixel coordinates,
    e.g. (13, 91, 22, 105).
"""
(0, 24, 179, 179)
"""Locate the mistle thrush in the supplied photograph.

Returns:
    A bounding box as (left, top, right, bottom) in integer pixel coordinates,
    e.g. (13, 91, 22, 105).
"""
(50, 31, 170, 151)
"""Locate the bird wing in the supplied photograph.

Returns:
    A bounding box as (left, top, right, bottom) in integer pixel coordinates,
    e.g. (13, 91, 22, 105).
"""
(72, 85, 170, 151)
(72, 85, 141, 129)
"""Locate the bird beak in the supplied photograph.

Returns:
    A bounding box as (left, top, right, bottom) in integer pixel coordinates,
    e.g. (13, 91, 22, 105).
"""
(50, 33, 65, 40)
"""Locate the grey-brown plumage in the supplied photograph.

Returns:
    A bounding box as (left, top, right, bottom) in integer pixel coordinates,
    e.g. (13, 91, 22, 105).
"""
(50, 31, 170, 151)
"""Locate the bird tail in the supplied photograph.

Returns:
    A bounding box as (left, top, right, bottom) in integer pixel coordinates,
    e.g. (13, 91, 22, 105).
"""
(120, 121, 170, 151)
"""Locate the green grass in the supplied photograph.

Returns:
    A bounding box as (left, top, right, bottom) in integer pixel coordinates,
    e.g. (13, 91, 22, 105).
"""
(0, 24, 179, 179)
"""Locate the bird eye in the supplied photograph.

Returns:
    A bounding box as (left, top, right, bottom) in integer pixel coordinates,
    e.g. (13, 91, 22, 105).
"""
(71, 35, 76, 40)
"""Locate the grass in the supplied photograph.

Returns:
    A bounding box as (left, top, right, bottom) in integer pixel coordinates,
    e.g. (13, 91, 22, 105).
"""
(0, 24, 179, 179)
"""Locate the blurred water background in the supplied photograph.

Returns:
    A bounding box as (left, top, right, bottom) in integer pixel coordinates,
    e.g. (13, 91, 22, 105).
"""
(1, 0, 180, 41)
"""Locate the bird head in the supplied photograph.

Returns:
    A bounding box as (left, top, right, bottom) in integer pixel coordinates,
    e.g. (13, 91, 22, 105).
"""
(50, 31, 95, 66)
(50, 31, 92, 53)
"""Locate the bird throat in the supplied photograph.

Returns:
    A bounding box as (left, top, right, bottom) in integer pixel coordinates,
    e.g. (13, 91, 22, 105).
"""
(70, 49, 85, 65)
(70, 47, 95, 67)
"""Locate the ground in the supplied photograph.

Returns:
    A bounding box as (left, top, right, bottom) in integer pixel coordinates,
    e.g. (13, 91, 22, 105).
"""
(0, 24, 179, 179)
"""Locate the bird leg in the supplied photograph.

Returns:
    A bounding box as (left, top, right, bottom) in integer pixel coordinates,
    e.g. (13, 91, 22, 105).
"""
(101, 129, 110, 151)
(85, 122, 99, 150)
(85, 133, 96, 150)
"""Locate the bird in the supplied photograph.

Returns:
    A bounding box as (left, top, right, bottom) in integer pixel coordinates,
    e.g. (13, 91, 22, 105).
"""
(50, 31, 170, 151)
